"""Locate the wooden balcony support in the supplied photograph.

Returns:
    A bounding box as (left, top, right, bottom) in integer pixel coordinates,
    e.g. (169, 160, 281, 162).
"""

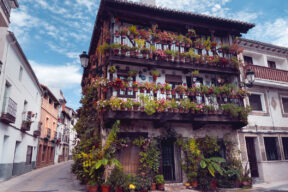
(104, 111, 246, 129)
(246, 65, 288, 83)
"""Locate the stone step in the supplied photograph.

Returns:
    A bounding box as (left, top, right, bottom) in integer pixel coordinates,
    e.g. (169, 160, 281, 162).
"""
(150, 183, 198, 192)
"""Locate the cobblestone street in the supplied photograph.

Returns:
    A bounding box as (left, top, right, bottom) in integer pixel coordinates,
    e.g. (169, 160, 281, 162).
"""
(0, 161, 85, 192)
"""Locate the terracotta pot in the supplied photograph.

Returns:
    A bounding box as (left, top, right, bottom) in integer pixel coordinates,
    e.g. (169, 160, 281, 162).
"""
(116, 187, 123, 192)
(113, 49, 119, 55)
(121, 51, 127, 57)
(191, 181, 198, 188)
(210, 181, 217, 190)
(87, 184, 98, 192)
(151, 183, 157, 190)
(133, 106, 139, 111)
(133, 87, 138, 92)
(101, 185, 110, 192)
(157, 183, 165, 191)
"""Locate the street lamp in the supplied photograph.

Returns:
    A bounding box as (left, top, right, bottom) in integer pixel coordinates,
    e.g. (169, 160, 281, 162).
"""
(0, 60, 3, 74)
(240, 69, 255, 88)
(79, 51, 89, 68)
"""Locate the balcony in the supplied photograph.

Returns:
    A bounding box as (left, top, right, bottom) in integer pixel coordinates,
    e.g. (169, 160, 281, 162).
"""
(246, 65, 288, 83)
(0, 97, 17, 124)
(44, 128, 51, 141)
(21, 111, 33, 132)
(104, 110, 247, 129)
(108, 54, 239, 75)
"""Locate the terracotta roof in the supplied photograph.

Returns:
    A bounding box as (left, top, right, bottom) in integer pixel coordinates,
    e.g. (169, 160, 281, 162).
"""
(239, 38, 288, 53)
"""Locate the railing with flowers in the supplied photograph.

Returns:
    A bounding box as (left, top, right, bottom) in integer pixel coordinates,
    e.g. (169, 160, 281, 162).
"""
(95, 96, 251, 124)
(97, 24, 243, 71)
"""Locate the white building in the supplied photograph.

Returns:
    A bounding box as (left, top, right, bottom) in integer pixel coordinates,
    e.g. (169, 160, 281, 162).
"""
(65, 107, 77, 159)
(0, 31, 43, 181)
(238, 38, 288, 182)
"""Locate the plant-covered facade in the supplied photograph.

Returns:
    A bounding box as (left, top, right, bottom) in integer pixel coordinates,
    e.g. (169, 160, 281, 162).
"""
(74, 0, 256, 191)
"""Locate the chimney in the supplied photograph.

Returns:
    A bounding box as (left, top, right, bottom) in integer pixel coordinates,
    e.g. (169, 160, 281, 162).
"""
(140, 0, 156, 6)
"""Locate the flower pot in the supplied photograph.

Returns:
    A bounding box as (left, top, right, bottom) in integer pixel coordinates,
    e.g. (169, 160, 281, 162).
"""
(157, 183, 165, 191)
(128, 87, 132, 91)
(167, 108, 172, 113)
(181, 42, 185, 47)
(121, 51, 127, 57)
(173, 108, 178, 113)
(133, 87, 138, 92)
(153, 76, 158, 80)
(133, 106, 139, 111)
(101, 185, 110, 192)
(191, 181, 198, 188)
(210, 181, 217, 190)
(129, 34, 134, 39)
(114, 32, 120, 38)
(113, 49, 119, 55)
(87, 184, 98, 192)
(140, 88, 145, 93)
(151, 183, 157, 190)
(153, 90, 158, 94)
(116, 187, 123, 192)
(142, 53, 147, 59)
(160, 89, 165, 94)
(140, 107, 145, 112)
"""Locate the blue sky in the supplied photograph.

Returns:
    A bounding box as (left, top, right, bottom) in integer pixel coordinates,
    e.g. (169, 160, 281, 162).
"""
(9, 0, 288, 110)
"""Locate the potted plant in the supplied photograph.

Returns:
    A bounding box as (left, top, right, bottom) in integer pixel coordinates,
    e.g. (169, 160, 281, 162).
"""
(110, 167, 127, 192)
(120, 27, 128, 38)
(111, 43, 121, 55)
(132, 81, 139, 92)
(171, 99, 179, 113)
(128, 70, 137, 77)
(130, 47, 138, 57)
(164, 49, 174, 62)
(108, 66, 117, 74)
(151, 70, 160, 80)
(97, 42, 110, 57)
(87, 180, 99, 192)
(133, 100, 141, 111)
(140, 48, 149, 59)
(155, 174, 165, 191)
(184, 37, 192, 48)
(128, 25, 139, 39)
(121, 44, 129, 56)
(163, 83, 172, 95)
(190, 70, 199, 82)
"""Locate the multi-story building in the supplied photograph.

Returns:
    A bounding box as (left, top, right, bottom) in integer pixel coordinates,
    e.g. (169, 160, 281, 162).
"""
(80, 0, 255, 183)
(238, 38, 288, 182)
(0, 31, 42, 181)
(36, 84, 60, 168)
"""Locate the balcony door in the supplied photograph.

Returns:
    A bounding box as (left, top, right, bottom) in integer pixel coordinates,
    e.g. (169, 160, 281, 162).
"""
(245, 137, 259, 177)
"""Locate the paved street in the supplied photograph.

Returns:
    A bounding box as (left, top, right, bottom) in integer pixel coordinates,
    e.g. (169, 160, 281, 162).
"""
(0, 161, 85, 192)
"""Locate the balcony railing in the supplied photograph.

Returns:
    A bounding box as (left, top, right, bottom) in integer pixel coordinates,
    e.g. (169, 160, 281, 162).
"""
(0, 97, 17, 124)
(246, 65, 288, 83)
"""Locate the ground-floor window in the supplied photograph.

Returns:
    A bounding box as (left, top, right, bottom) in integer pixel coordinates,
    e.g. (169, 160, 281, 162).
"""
(26, 146, 33, 165)
(282, 137, 288, 160)
(264, 137, 280, 161)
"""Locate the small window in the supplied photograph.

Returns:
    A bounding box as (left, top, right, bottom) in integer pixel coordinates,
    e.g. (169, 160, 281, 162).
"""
(282, 138, 288, 160)
(26, 146, 33, 165)
(19, 66, 23, 81)
(264, 137, 280, 161)
(244, 56, 253, 65)
(268, 61, 276, 69)
(282, 98, 288, 114)
(249, 94, 263, 111)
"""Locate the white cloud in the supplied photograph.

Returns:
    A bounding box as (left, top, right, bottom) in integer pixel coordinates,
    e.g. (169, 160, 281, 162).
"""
(246, 18, 288, 47)
(30, 60, 82, 89)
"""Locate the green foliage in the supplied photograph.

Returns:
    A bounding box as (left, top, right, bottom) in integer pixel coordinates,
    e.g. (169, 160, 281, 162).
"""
(109, 167, 128, 189)
(138, 139, 160, 178)
(199, 156, 226, 177)
(108, 66, 117, 74)
(155, 174, 165, 184)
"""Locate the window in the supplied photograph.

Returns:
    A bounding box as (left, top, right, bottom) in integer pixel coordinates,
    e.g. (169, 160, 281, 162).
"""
(268, 60, 276, 69)
(117, 75, 135, 98)
(282, 138, 288, 160)
(50, 147, 54, 161)
(264, 137, 280, 161)
(249, 94, 263, 111)
(281, 97, 288, 114)
(19, 66, 23, 81)
(26, 146, 33, 165)
(244, 56, 253, 65)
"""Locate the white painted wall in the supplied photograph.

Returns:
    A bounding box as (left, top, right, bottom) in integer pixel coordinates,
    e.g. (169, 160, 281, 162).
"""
(0, 32, 42, 179)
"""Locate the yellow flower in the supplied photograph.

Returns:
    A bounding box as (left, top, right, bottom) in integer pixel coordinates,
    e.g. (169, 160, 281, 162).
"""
(184, 182, 190, 186)
(129, 184, 136, 190)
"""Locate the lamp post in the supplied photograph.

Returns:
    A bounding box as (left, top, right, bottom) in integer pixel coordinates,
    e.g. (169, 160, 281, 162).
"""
(79, 51, 89, 68)
(240, 69, 255, 88)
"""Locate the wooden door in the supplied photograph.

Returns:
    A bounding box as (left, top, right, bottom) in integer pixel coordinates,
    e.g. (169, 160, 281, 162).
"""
(245, 137, 259, 177)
